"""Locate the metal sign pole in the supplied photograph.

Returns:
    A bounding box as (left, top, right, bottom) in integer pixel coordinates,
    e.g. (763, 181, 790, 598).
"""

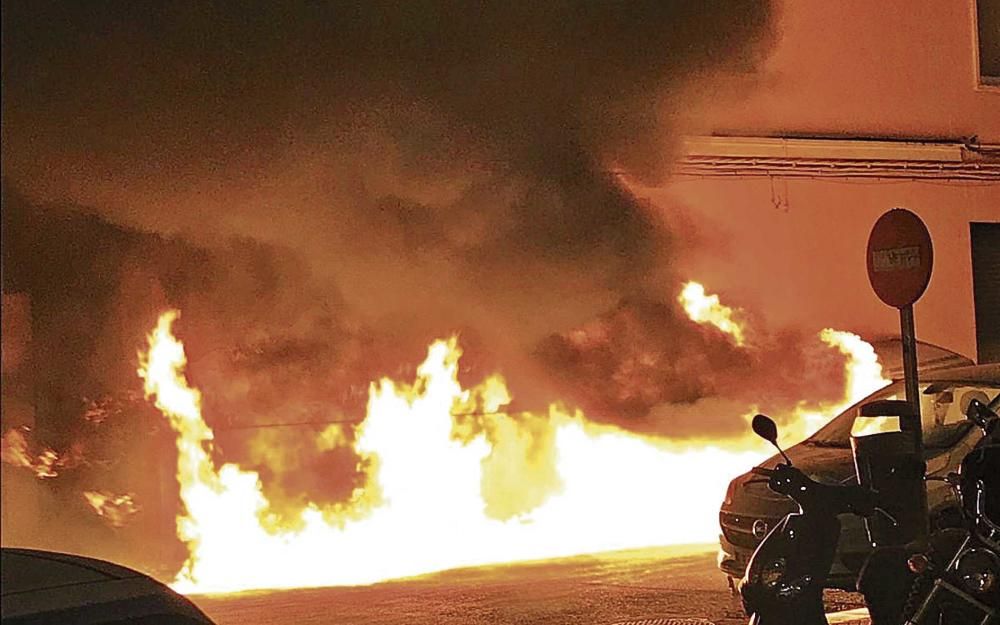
(899, 305, 922, 441)
(900, 304, 929, 544)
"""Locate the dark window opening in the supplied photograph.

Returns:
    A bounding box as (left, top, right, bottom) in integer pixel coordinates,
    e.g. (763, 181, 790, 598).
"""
(971, 222, 1000, 363)
(978, 0, 1000, 85)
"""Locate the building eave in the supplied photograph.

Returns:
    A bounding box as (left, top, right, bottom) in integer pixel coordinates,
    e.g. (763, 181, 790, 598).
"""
(675, 135, 1000, 180)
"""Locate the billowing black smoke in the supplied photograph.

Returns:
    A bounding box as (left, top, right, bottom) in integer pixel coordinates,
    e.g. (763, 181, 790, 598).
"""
(2, 0, 780, 426)
(1, 2, 846, 545)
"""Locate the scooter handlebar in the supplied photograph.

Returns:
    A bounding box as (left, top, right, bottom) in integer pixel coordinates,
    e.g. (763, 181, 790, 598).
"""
(754, 463, 882, 516)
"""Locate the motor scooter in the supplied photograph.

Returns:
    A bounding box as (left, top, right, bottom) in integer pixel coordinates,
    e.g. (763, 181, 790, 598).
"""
(739, 413, 889, 625)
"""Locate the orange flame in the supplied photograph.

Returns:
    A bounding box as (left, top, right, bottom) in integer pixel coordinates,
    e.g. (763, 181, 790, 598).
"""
(140, 311, 768, 593)
(0, 426, 86, 478)
(141, 286, 889, 594)
(790, 329, 892, 441)
(84, 490, 141, 528)
(678, 282, 746, 346)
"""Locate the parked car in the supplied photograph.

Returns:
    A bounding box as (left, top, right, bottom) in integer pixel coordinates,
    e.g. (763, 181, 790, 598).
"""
(1, 548, 214, 624)
(718, 360, 1000, 590)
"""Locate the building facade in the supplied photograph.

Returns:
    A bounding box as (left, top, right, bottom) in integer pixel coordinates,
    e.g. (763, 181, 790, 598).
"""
(642, 0, 1000, 362)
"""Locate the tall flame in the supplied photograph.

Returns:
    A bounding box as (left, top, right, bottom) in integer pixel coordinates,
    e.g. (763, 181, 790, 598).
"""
(678, 282, 746, 346)
(140, 286, 889, 594)
(677, 283, 891, 443)
(140, 311, 766, 594)
(792, 329, 892, 440)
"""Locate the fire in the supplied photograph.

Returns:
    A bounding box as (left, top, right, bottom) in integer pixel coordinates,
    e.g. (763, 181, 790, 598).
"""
(677, 282, 890, 443)
(678, 281, 746, 346)
(139, 288, 889, 594)
(83, 490, 140, 528)
(791, 329, 892, 440)
(0, 426, 86, 478)
(140, 311, 766, 593)
(821, 329, 889, 404)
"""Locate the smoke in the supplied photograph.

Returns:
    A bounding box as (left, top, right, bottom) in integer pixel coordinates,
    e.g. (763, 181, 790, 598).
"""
(1, 1, 864, 537)
(536, 297, 848, 437)
(1, 188, 382, 534)
(3, 1, 774, 338)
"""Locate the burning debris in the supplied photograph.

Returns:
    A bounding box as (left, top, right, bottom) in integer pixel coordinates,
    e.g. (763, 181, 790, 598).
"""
(81, 394, 141, 425)
(138, 310, 755, 592)
(1, 426, 87, 479)
(83, 491, 141, 528)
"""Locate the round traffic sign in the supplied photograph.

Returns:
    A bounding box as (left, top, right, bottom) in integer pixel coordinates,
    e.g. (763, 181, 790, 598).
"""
(866, 208, 933, 308)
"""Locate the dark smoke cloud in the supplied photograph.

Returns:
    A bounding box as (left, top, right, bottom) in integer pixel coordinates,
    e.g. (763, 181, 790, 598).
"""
(1, 2, 812, 534)
(2, 1, 774, 341)
(537, 297, 848, 438)
(1, 187, 383, 533)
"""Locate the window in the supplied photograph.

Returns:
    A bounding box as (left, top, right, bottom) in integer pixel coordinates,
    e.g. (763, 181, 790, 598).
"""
(804, 381, 1000, 449)
(971, 223, 1000, 362)
(977, 0, 1000, 86)
(850, 384, 998, 449)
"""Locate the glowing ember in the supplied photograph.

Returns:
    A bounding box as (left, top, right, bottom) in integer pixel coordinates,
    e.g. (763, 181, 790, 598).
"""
(140, 311, 767, 594)
(678, 282, 747, 346)
(84, 490, 140, 528)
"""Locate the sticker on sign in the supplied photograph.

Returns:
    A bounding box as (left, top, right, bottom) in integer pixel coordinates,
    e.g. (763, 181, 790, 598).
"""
(871, 246, 921, 272)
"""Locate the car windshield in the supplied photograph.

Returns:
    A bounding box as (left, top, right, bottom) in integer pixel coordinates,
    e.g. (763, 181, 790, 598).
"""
(805, 381, 1000, 449)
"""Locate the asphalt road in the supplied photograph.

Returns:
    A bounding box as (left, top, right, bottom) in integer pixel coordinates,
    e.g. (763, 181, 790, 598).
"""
(190, 544, 866, 625)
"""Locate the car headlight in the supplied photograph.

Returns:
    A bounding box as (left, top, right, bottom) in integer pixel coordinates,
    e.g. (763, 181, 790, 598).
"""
(956, 548, 1000, 594)
(760, 557, 786, 588)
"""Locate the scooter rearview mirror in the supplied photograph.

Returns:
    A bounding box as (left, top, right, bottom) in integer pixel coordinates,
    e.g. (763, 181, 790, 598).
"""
(752, 414, 793, 465)
(752, 414, 779, 443)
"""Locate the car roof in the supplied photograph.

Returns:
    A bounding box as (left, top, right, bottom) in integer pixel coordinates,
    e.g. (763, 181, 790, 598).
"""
(1, 548, 214, 624)
(919, 363, 1000, 384)
(2, 548, 144, 596)
(869, 338, 975, 379)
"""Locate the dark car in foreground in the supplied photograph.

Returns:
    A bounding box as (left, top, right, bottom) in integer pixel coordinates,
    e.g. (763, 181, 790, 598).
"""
(718, 362, 1000, 590)
(1, 548, 214, 625)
